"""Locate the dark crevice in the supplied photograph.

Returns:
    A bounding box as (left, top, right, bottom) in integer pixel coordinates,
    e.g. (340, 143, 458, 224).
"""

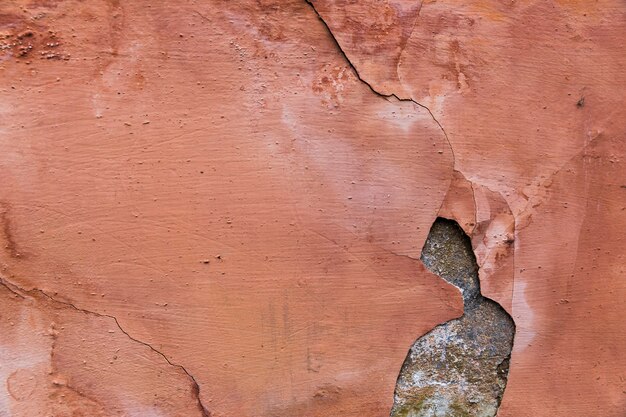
(391, 218, 515, 417)
(0, 276, 210, 417)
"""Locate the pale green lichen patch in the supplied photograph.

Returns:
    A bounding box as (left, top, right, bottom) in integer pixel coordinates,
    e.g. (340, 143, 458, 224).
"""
(390, 218, 515, 417)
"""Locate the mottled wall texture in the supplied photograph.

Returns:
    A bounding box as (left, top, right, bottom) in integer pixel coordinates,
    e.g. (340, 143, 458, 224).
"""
(0, 1, 624, 416)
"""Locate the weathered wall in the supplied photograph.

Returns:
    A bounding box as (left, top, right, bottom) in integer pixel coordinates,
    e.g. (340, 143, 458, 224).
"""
(0, 1, 624, 416)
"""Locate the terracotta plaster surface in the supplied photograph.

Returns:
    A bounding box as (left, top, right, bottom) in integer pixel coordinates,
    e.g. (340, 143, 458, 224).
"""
(0, 0, 624, 416)
(0, 1, 461, 416)
(0, 281, 208, 416)
(309, 0, 626, 415)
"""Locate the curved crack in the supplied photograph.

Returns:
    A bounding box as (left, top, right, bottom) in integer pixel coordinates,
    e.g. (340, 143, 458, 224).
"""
(300, 5, 514, 414)
(391, 218, 515, 417)
(303, 0, 456, 169)
(0, 275, 210, 417)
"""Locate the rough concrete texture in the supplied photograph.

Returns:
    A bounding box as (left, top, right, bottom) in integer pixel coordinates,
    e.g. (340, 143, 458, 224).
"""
(0, 0, 625, 416)
(392, 219, 514, 417)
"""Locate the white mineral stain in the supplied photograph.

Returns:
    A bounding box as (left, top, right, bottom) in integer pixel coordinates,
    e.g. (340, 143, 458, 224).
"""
(511, 280, 535, 352)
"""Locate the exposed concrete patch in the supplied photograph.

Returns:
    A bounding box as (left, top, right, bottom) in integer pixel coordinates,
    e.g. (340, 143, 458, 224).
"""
(391, 218, 515, 417)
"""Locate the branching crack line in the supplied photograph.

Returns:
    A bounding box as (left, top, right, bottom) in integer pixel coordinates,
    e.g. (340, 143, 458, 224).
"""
(304, 0, 456, 170)
(0, 276, 210, 417)
(397, 2, 423, 76)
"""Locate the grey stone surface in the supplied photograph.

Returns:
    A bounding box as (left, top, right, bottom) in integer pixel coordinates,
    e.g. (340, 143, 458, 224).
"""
(391, 219, 515, 417)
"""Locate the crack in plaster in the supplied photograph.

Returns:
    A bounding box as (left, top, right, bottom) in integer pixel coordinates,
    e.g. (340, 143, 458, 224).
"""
(0, 275, 210, 417)
(304, 0, 456, 172)
(396, 1, 423, 87)
(468, 180, 478, 233)
(301, 15, 520, 415)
